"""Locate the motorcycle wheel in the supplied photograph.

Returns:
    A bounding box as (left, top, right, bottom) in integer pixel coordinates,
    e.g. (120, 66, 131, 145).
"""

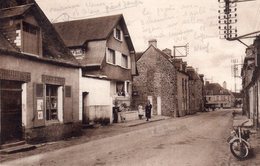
(230, 140, 249, 159)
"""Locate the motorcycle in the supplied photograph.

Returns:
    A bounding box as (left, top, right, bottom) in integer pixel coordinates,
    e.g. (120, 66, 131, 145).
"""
(227, 120, 251, 160)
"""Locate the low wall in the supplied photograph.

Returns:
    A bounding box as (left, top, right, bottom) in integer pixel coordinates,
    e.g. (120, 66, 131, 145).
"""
(83, 105, 111, 124)
(25, 122, 82, 144)
(116, 111, 139, 123)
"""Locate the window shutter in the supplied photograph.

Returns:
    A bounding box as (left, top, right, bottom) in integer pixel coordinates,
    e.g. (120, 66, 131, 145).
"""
(63, 85, 73, 123)
(33, 83, 45, 127)
(65, 86, 71, 98)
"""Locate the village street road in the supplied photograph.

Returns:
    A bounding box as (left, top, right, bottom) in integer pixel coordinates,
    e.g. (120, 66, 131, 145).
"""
(2, 110, 234, 166)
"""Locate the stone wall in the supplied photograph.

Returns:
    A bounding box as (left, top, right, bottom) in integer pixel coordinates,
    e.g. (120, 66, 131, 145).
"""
(132, 46, 177, 117)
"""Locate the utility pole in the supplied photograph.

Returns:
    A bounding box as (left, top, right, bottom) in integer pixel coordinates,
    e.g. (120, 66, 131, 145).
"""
(218, 0, 238, 40)
(218, 0, 258, 47)
(231, 58, 243, 92)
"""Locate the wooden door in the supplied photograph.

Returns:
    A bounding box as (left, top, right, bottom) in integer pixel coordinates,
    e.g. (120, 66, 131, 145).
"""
(0, 80, 23, 144)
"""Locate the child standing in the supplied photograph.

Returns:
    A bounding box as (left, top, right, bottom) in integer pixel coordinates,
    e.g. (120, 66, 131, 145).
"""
(138, 105, 144, 120)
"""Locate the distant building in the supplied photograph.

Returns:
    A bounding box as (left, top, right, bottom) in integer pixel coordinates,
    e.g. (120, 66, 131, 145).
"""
(204, 82, 234, 109)
(232, 92, 243, 108)
(54, 14, 137, 124)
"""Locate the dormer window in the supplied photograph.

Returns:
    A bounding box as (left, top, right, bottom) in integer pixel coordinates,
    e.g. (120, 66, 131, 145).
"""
(20, 21, 41, 56)
(114, 28, 122, 41)
(23, 22, 38, 35)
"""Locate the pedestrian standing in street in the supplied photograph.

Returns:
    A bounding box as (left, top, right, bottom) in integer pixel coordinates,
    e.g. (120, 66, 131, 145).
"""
(138, 105, 144, 120)
(145, 100, 152, 121)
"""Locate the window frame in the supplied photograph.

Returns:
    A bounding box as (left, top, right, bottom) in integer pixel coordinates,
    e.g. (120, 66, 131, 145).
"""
(45, 84, 59, 122)
(107, 48, 116, 65)
(121, 54, 128, 69)
(114, 28, 122, 41)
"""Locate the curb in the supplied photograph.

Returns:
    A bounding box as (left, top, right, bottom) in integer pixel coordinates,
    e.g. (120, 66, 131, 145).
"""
(127, 118, 167, 127)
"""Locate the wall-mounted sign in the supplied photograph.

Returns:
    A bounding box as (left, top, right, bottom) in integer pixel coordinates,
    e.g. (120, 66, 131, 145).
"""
(38, 111, 43, 120)
(37, 99, 44, 111)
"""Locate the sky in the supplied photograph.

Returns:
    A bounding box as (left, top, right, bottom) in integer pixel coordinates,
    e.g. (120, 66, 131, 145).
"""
(36, 0, 260, 91)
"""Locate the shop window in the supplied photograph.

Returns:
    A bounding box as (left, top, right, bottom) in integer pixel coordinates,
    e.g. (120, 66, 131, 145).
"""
(46, 85, 58, 121)
(107, 48, 116, 64)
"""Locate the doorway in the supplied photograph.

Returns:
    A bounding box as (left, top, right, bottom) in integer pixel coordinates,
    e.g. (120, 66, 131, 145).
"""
(0, 80, 23, 144)
(157, 96, 161, 115)
(82, 92, 89, 124)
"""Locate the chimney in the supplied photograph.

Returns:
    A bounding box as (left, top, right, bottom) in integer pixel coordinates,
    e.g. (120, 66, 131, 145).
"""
(183, 62, 187, 72)
(162, 48, 172, 56)
(205, 81, 210, 86)
(148, 39, 157, 48)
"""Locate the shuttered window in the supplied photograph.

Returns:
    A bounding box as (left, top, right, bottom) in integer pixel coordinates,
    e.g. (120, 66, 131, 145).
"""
(34, 83, 45, 127)
(65, 86, 71, 98)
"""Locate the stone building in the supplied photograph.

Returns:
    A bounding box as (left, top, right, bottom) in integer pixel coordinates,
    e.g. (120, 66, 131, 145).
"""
(132, 40, 178, 117)
(187, 67, 204, 114)
(54, 14, 137, 124)
(204, 82, 234, 109)
(0, 1, 81, 145)
(173, 59, 189, 117)
(241, 36, 260, 128)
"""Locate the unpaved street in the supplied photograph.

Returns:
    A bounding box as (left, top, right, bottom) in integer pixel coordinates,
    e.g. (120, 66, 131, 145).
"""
(2, 110, 235, 166)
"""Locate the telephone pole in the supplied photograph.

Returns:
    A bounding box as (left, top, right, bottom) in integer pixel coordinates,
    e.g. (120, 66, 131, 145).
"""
(218, 0, 258, 47)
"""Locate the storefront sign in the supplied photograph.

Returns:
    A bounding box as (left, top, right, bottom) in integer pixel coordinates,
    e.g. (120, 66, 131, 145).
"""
(0, 68, 31, 82)
(42, 75, 65, 85)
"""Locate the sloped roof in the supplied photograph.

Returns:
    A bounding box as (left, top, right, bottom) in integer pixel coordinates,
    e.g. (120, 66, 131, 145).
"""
(205, 83, 230, 95)
(139, 44, 177, 68)
(78, 40, 106, 67)
(0, 32, 17, 51)
(153, 45, 174, 63)
(136, 52, 143, 61)
(0, 2, 78, 66)
(232, 92, 243, 98)
(53, 14, 123, 47)
(187, 67, 200, 80)
(0, 3, 32, 19)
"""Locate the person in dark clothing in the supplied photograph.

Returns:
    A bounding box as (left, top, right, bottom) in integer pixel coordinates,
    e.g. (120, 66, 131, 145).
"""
(145, 100, 152, 121)
(113, 101, 119, 123)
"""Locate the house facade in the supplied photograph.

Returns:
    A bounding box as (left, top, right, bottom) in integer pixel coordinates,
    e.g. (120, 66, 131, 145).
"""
(187, 67, 204, 114)
(0, 1, 81, 145)
(173, 59, 189, 117)
(132, 40, 178, 117)
(54, 14, 136, 124)
(241, 37, 260, 128)
(204, 82, 234, 109)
